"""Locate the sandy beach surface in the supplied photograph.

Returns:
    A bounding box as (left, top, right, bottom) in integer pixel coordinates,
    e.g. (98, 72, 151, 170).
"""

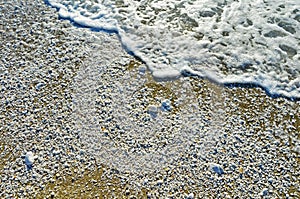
(1, 0, 299, 198)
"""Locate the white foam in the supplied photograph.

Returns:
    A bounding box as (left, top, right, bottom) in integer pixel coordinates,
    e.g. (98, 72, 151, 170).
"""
(152, 69, 181, 80)
(48, 0, 300, 98)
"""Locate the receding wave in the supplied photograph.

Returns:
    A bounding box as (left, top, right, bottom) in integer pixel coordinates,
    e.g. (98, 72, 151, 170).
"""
(48, 0, 300, 98)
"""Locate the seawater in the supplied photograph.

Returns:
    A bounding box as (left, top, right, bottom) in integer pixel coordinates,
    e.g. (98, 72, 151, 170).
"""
(47, 0, 300, 98)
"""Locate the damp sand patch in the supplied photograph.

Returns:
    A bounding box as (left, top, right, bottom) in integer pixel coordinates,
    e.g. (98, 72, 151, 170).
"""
(72, 37, 220, 174)
(73, 47, 300, 197)
(37, 164, 147, 198)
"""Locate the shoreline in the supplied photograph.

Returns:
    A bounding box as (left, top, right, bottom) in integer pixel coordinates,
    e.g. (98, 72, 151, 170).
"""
(46, 0, 300, 101)
(1, 0, 299, 198)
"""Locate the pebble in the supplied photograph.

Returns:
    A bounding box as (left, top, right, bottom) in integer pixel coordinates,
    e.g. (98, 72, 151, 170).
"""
(138, 65, 147, 74)
(143, 178, 149, 185)
(25, 151, 35, 168)
(147, 105, 158, 116)
(161, 99, 172, 111)
(52, 149, 60, 156)
(35, 82, 45, 91)
(209, 163, 224, 175)
(50, 191, 55, 198)
(156, 179, 164, 185)
(260, 188, 268, 196)
(186, 193, 194, 199)
(63, 163, 70, 168)
(268, 178, 274, 184)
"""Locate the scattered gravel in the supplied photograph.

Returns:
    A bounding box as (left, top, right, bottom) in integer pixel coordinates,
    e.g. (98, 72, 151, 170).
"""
(0, 0, 299, 198)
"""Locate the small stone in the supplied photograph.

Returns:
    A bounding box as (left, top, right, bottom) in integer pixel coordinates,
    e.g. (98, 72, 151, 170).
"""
(268, 178, 274, 184)
(54, 164, 59, 169)
(210, 163, 224, 175)
(186, 193, 194, 199)
(138, 65, 147, 74)
(63, 163, 70, 168)
(53, 149, 60, 156)
(35, 82, 45, 91)
(79, 149, 85, 155)
(260, 188, 268, 196)
(143, 178, 149, 185)
(161, 99, 172, 111)
(32, 173, 37, 178)
(25, 151, 35, 168)
(148, 105, 158, 117)
(156, 179, 163, 185)
(50, 191, 55, 198)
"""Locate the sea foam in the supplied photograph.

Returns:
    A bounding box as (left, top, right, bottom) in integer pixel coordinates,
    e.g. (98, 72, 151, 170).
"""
(47, 0, 300, 98)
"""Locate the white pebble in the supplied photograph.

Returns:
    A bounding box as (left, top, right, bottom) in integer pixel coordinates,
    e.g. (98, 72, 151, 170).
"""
(186, 193, 194, 199)
(148, 105, 158, 116)
(25, 151, 35, 167)
(138, 65, 147, 74)
(156, 179, 163, 185)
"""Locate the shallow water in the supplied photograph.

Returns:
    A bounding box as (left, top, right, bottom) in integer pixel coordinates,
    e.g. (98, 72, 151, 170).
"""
(47, 0, 300, 99)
